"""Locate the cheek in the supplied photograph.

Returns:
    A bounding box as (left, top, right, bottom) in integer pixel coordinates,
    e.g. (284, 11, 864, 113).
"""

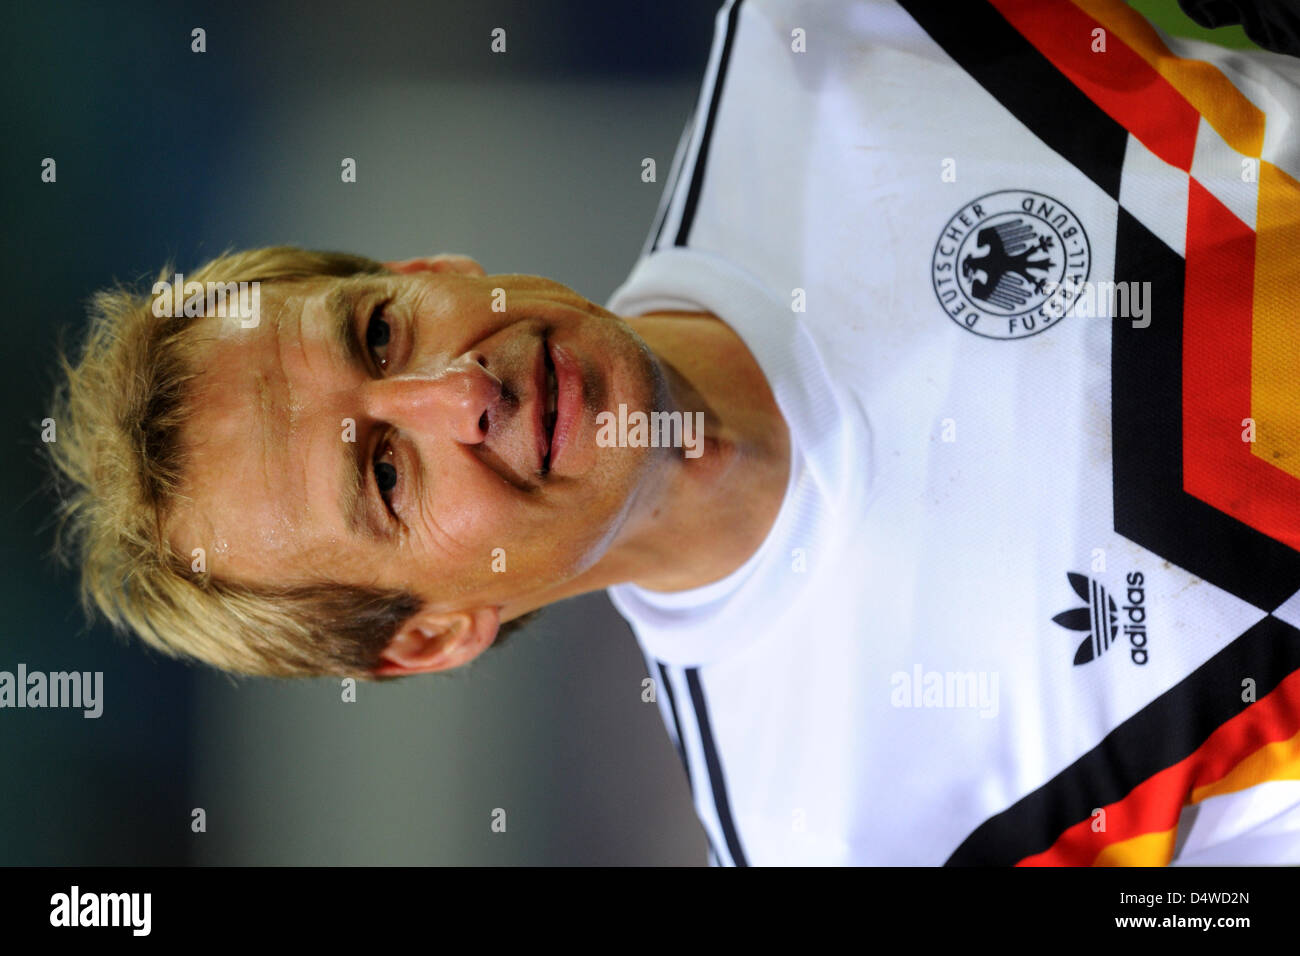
(417, 469, 516, 555)
(458, 479, 616, 586)
(533, 447, 655, 575)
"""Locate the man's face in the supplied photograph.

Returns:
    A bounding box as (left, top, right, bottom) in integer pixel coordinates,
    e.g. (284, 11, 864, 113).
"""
(167, 256, 665, 670)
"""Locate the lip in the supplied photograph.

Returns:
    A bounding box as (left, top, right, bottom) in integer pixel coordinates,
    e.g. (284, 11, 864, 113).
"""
(532, 336, 552, 472)
(548, 341, 581, 470)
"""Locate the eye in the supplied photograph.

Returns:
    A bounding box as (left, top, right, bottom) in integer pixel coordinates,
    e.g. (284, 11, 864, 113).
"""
(374, 445, 398, 512)
(365, 304, 392, 370)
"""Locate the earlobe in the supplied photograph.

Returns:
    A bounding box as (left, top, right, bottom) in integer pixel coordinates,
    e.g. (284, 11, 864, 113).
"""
(372, 606, 501, 678)
(383, 253, 485, 277)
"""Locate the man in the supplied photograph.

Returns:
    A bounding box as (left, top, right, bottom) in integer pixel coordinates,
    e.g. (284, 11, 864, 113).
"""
(50, 0, 1300, 864)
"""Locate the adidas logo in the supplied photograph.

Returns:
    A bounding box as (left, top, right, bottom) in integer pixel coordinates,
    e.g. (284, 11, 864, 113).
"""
(1052, 571, 1150, 666)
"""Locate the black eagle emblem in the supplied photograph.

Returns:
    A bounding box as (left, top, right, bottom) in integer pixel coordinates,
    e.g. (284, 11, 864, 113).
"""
(961, 219, 1056, 310)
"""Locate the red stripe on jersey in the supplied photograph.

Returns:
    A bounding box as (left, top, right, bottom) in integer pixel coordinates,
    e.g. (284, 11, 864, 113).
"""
(988, 0, 1199, 171)
(1183, 178, 1300, 551)
(1018, 666, 1300, 866)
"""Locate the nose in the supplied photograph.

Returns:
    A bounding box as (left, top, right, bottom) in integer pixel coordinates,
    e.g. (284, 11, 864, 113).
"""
(364, 350, 499, 444)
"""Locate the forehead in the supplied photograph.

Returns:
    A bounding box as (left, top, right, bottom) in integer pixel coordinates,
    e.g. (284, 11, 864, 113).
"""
(166, 275, 372, 584)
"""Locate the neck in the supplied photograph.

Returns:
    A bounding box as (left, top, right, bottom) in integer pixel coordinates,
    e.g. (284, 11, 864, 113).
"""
(576, 310, 791, 595)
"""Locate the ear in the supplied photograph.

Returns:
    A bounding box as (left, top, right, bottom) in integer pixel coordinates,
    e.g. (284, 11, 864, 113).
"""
(372, 605, 501, 677)
(383, 253, 485, 276)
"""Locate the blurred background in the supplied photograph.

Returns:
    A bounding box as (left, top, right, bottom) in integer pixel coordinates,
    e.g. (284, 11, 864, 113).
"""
(0, 0, 1258, 865)
(2, 0, 720, 866)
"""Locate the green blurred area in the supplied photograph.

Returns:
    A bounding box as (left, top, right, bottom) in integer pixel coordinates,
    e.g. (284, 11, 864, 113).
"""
(1127, 0, 1260, 48)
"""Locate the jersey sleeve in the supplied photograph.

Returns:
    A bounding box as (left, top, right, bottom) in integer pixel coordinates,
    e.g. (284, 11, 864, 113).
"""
(1171, 780, 1300, 864)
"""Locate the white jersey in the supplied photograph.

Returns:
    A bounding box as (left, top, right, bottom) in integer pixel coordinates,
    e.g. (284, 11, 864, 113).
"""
(604, 0, 1300, 865)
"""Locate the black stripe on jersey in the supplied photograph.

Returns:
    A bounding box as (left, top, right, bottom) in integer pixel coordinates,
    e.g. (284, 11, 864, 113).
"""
(657, 661, 726, 865)
(685, 668, 750, 867)
(1109, 207, 1300, 611)
(895, 0, 1127, 200)
(673, 0, 745, 247)
(647, 106, 697, 256)
(946, 612, 1300, 865)
(657, 661, 694, 793)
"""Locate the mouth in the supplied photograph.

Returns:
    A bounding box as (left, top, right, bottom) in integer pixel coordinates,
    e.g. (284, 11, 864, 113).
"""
(535, 336, 559, 475)
(543, 343, 559, 470)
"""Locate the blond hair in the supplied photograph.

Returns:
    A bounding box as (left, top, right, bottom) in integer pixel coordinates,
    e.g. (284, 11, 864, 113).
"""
(48, 246, 530, 679)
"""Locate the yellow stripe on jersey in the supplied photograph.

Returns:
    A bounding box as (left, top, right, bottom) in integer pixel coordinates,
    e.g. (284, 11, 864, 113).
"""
(1068, 0, 1264, 157)
(1092, 826, 1178, 866)
(1252, 162, 1300, 481)
(1190, 724, 1300, 803)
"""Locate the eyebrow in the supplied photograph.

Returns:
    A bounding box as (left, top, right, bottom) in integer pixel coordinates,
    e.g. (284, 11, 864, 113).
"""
(324, 279, 371, 369)
(341, 432, 389, 543)
(317, 279, 390, 543)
